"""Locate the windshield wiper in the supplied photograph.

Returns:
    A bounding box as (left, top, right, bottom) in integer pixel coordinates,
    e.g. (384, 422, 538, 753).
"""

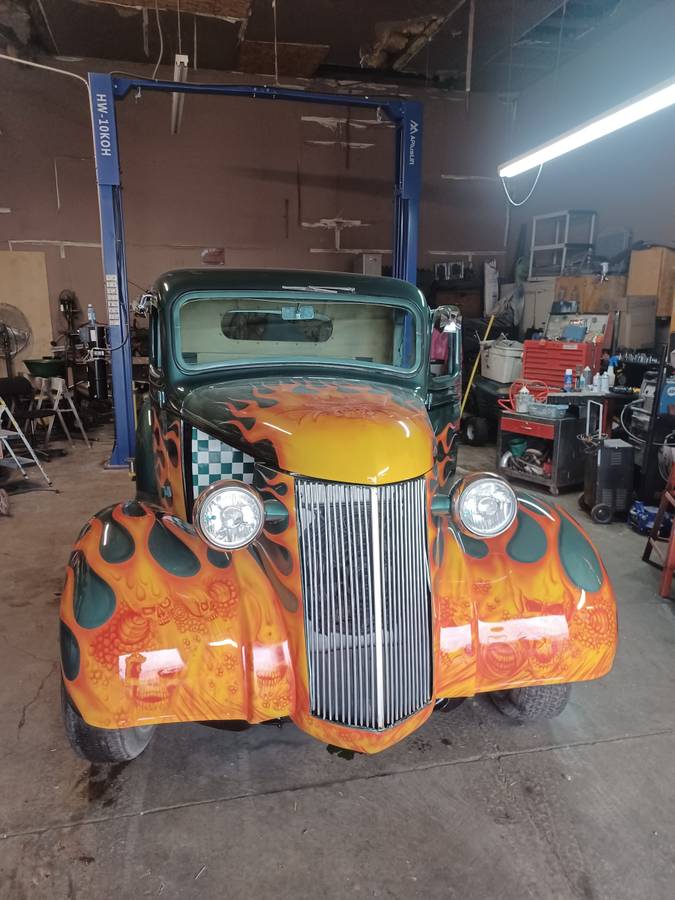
(281, 284, 356, 294)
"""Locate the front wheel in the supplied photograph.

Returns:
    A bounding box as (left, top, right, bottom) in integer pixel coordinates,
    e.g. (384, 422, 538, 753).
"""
(61, 680, 155, 763)
(490, 683, 571, 721)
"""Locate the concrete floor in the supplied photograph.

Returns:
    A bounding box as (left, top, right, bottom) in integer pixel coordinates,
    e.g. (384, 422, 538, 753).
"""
(1, 429, 674, 899)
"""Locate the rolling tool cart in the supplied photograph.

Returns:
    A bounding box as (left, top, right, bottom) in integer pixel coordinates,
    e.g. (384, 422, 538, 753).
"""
(498, 409, 585, 495)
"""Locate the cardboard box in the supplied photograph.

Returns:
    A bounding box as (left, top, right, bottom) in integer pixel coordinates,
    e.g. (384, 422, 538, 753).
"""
(627, 246, 675, 317)
(599, 295, 657, 350)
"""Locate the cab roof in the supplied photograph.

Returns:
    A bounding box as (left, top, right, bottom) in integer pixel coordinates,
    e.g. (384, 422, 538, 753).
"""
(153, 268, 428, 309)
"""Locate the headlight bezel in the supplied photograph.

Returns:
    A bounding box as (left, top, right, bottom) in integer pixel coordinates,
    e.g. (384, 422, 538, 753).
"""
(193, 480, 265, 551)
(451, 472, 518, 538)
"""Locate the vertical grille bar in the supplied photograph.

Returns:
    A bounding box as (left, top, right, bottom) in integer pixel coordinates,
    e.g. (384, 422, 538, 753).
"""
(297, 477, 431, 731)
(370, 488, 385, 729)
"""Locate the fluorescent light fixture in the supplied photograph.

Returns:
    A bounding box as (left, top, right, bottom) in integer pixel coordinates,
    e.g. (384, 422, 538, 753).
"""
(170, 54, 189, 136)
(499, 74, 675, 179)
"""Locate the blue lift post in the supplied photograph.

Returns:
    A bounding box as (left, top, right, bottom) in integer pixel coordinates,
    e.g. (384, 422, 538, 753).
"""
(88, 73, 423, 467)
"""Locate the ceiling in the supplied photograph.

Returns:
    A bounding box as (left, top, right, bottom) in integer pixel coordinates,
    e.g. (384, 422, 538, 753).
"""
(1, 0, 656, 91)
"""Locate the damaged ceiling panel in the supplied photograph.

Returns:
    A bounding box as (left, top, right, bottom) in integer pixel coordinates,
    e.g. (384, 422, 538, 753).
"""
(359, 14, 448, 72)
(1, 0, 656, 90)
(237, 40, 329, 78)
(87, 0, 252, 20)
(31, 0, 243, 69)
(0, 0, 43, 54)
(245, 0, 461, 78)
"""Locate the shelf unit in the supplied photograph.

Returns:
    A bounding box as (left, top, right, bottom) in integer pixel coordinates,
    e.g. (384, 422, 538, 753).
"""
(528, 209, 597, 279)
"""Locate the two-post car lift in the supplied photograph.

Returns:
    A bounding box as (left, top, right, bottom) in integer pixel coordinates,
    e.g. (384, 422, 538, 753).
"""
(87, 73, 423, 466)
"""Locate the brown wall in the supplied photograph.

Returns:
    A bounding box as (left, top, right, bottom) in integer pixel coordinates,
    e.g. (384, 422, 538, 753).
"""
(505, 0, 675, 261)
(0, 57, 511, 337)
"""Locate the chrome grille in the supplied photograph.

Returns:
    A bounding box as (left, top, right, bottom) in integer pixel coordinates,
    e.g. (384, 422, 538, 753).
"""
(296, 477, 431, 730)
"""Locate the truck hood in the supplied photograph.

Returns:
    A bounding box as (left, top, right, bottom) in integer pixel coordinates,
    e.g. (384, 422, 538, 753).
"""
(182, 377, 434, 485)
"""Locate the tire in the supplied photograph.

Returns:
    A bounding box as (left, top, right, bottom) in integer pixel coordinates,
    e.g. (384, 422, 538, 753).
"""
(0, 489, 9, 516)
(490, 683, 571, 721)
(591, 503, 613, 524)
(434, 697, 465, 712)
(61, 680, 155, 763)
(464, 416, 489, 447)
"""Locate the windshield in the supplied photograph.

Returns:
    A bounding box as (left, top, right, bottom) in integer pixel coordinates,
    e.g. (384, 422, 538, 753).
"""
(174, 293, 419, 373)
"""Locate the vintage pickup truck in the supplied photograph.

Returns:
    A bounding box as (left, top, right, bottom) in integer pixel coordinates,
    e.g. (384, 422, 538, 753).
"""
(59, 269, 617, 762)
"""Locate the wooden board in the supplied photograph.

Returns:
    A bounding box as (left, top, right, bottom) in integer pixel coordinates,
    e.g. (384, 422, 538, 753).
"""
(0, 251, 52, 377)
(554, 275, 626, 314)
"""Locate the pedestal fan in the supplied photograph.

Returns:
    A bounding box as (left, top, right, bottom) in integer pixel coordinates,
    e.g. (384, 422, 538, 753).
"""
(0, 304, 31, 377)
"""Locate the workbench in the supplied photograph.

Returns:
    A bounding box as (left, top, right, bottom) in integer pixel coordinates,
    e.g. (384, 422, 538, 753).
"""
(547, 389, 635, 433)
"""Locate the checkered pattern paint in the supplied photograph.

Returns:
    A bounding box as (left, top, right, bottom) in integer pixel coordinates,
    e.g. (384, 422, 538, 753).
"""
(191, 427, 255, 498)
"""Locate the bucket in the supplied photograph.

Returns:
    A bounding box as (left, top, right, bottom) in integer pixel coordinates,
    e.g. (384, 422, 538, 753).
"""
(509, 437, 528, 458)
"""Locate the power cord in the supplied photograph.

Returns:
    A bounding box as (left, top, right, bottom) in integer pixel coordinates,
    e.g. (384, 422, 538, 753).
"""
(152, 0, 165, 80)
(0, 52, 89, 90)
(501, 164, 544, 207)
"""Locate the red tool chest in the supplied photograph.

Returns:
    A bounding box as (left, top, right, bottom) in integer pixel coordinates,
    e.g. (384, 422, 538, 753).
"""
(522, 339, 602, 389)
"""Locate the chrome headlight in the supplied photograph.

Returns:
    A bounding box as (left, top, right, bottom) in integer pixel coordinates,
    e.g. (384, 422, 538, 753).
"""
(194, 481, 264, 550)
(454, 474, 517, 538)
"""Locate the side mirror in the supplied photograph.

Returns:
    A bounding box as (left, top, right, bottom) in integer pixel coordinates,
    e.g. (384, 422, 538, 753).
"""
(433, 305, 461, 334)
(134, 292, 156, 317)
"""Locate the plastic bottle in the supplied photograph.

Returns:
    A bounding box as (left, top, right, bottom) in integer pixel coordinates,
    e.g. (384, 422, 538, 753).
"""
(87, 303, 96, 325)
(600, 372, 609, 393)
(515, 384, 531, 412)
(592, 372, 600, 392)
(563, 368, 573, 392)
(607, 364, 616, 389)
(583, 366, 592, 390)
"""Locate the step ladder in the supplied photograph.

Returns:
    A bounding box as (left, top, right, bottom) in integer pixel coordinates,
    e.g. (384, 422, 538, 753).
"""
(0, 397, 52, 486)
(643, 466, 675, 598)
(27, 376, 90, 450)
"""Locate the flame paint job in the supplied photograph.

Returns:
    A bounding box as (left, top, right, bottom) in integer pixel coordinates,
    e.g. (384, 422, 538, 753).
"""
(151, 408, 186, 519)
(434, 420, 459, 490)
(426, 367, 461, 491)
(60, 470, 616, 752)
(183, 377, 434, 486)
(428, 490, 616, 700)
